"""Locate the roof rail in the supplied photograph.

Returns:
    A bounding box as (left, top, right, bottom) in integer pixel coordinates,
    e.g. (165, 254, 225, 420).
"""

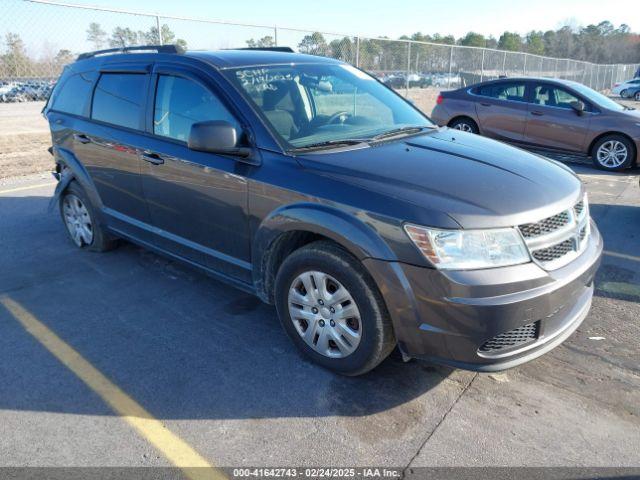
(234, 46, 295, 53)
(77, 44, 185, 61)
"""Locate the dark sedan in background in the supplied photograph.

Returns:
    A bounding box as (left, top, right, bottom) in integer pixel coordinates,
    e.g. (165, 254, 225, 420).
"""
(431, 77, 640, 171)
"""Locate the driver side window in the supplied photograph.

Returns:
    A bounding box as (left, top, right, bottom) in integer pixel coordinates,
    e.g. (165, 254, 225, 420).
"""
(154, 75, 239, 142)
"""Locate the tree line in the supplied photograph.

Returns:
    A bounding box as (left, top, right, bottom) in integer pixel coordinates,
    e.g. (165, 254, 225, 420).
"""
(246, 20, 640, 66)
(0, 24, 188, 79)
(2, 20, 638, 80)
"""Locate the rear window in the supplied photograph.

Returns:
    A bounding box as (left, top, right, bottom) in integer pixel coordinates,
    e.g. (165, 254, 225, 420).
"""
(91, 73, 147, 130)
(476, 82, 527, 102)
(51, 72, 95, 115)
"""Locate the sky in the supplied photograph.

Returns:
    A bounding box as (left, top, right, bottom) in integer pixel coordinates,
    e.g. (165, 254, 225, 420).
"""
(63, 0, 639, 39)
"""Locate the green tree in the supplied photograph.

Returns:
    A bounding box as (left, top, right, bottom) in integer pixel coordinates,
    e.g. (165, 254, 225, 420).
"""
(498, 32, 523, 51)
(459, 32, 486, 47)
(329, 37, 354, 62)
(1, 33, 32, 77)
(54, 49, 74, 66)
(109, 27, 140, 48)
(246, 36, 275, 48)
(526, 31, 545, 55)
(142, 24, 187, 48)
(298, 32, 328, 55)
(86, 22, 107, 50)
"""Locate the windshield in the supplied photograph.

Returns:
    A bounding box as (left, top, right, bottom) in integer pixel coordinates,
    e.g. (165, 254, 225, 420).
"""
(570, 82, 628, 111)
(226, 63, 433, 149)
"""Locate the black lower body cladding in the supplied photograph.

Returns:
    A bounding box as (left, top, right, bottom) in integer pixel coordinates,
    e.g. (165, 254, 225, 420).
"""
(363, 221, 603, 371)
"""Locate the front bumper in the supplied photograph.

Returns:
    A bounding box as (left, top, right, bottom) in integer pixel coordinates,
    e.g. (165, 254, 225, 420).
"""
(364, 220, 603, 371)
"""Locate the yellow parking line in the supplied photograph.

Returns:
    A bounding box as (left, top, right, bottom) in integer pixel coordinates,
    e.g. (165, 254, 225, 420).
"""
(604, 250, 640, 263)
(0, 182, 56, 195)
(0, 296, 226, 480)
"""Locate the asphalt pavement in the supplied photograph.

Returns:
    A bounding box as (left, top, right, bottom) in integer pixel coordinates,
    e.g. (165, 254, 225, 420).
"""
(0, 164, 638, 475)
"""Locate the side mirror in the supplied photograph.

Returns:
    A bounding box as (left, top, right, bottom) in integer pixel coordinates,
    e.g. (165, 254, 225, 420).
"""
(570, 100, 585, 116)
(188, 120, 251, 158)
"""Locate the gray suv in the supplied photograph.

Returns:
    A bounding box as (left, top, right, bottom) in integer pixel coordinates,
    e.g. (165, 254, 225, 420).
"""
(44, 45, 602, 376)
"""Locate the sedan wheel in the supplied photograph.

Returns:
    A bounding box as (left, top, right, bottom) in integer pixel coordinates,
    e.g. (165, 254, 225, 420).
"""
(635, 92, 640, 101)
(620, 89, 628, 98)
(62, 194, 94, 247)
(453, 122, 474, 133)
(596, 140, 628, 169)
(287, 270, 361, 358)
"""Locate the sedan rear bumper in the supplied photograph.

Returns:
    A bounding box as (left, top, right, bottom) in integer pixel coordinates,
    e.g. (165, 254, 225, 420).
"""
(363, 220, 603, 371)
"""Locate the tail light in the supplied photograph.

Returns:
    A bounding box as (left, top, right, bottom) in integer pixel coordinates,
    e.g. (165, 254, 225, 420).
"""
(436, 94, 443, 105)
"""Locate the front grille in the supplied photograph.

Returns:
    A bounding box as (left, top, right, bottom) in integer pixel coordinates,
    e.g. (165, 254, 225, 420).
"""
(579, 226, 587, 241)
(532, 238, 574, 262)
(519, 211, 570, 238)
(479, 321, 540, 354)
(518, 198, 589, 270)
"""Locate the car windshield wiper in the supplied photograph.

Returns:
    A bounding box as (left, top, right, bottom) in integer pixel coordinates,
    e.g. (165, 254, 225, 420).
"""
(369, 125, 434, 142)
(289, 138, 369, 152)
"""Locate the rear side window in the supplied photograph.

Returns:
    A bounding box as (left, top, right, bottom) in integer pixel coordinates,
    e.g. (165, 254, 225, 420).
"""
(92, 73, 147, 130)
(153, 75, 239, 142)
(51, 72, 95, 115)
(477, 82, 527, 102)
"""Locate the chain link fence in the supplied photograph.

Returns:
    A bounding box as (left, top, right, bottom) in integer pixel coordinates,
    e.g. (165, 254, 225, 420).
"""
(1, 0, 639, 112)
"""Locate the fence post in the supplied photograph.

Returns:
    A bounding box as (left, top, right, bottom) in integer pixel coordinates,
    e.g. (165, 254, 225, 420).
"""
(273, 26, 278, 46)
(156, 15, 162, 45)
(355, 36, 360, 68)
(406, 41, 411, 96)
(448, 45, 454, 88)
(480, 49, 485, 82)
(523, 53, 527, 75)
(554, 58, 559, 78)
(502, 50, 507, 75)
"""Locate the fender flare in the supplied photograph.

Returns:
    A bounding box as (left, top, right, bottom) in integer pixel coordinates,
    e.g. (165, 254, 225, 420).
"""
(49, 146, 104, 215)
(252, 202, 398, 301)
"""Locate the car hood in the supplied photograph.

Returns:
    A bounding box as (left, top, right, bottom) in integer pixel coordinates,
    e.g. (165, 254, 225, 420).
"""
(296, 128, 583, 229)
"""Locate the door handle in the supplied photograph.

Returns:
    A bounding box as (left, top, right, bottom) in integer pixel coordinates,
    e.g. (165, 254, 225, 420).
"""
(530, 111, 544, 116)
(73, 133, 92, 144)
(141, 152, 164, 165)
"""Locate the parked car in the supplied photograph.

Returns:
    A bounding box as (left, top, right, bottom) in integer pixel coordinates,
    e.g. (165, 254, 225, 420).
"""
(431, 77, 640, 171)
(612, 78, 640, 97)
(623, 85, 640, 101)
(44, 46, 602, 376)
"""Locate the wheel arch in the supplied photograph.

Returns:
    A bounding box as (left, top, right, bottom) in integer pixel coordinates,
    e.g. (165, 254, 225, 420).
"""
(53, 146, 104, 211)
(447, 115, 479, 132)
(588, 131, 638, 164)
(252, 203, 397, 303)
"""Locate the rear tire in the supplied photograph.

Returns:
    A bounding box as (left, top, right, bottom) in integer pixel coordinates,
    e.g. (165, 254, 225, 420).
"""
(60, 181, 118, 252)
(634, 91, 640, 101)
(274, 241, 396, 376)
(449, 117, 479, 134)
(620, 89, 628, 98)
(591, 134, 635, 171)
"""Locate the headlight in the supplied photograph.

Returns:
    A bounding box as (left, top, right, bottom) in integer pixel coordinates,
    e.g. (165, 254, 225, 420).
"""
(404, 224, 530, 270)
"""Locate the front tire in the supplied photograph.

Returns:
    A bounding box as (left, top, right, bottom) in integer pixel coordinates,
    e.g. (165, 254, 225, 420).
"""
(591, 134, 635, 171)
(60, 181, 117, 252)
(449, 117, 479, 134)
(634, 91, 640, 101)
(274, 241, 395, 376)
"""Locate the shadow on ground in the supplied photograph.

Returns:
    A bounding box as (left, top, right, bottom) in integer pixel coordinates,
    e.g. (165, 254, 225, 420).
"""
(0, 194, 452, 422)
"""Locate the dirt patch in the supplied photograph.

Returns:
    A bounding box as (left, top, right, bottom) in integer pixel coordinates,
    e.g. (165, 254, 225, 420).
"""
(0, 102, 52, 180)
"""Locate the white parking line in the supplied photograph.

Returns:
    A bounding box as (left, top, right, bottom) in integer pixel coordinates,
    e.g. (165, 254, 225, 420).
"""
(0, 182, 56, 195)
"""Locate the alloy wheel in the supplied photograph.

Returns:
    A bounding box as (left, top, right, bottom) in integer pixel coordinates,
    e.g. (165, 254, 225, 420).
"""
(596, 140, 628, 168)
(453, 122, 473, 132)
(287, 270, 361, 358)
(62, 194, 93, 247)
